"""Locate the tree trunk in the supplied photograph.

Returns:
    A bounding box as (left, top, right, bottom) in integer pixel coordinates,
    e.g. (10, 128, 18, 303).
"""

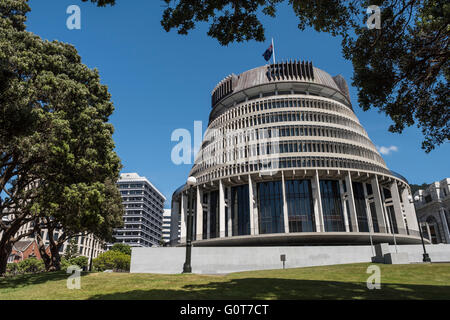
(50, 245, 61, 271)
(36, 232, 53, 271)
(0, 241, 13, 275)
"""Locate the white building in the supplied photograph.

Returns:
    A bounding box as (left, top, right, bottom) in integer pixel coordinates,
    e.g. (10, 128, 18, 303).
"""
(171, 61, 423, 247)
(13, 221, 105, 265)
(162, 209, 173, 244)
(414, 178, 450, 244)
(114, 173, 166, 247)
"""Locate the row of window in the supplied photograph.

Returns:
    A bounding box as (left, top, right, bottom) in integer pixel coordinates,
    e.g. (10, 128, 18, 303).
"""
(211, 97, 354, 128)
(197, 140, 382, 173)
(195, 179, 403, 239)
(118, 183, 165, 205)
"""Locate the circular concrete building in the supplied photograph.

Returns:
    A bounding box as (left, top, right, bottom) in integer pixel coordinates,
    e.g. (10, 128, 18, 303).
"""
(171, 61, 424, 246)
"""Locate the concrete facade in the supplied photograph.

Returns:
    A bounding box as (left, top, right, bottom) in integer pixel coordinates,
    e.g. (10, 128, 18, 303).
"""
(414, 178, 450, 244)
(131, 244, 450, 274)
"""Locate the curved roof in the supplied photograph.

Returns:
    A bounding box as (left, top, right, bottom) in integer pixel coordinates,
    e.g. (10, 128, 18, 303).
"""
(211, 61, 351, 108)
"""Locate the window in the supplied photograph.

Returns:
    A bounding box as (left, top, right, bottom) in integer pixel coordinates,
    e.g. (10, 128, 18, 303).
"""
(257, 181, 284, 234)
(320, 180, 346, 232)
(285, 180, 315, 232)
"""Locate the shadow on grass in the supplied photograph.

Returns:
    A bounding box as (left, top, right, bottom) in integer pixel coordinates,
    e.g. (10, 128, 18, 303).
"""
(88, 278, 450, 300)
(0, 271, 90, 290)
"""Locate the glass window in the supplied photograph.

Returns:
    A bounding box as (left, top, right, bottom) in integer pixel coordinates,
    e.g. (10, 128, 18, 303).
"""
(257, 181, 284, 234)
(209, 191, 219, 238)
(320, 180, 346, 232)
(352, 182, 369, 232)
(285, 180, 315, 232)
(231, 185, 250, 236)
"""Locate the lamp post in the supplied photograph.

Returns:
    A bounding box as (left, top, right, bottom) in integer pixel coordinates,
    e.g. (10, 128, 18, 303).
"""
(408, 195, 431, 263)
(182, 176, 197, 273)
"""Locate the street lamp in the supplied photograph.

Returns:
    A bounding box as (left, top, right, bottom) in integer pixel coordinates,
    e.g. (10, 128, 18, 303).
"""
(182, 176, 197, 273)
(408, 195, 431, 263)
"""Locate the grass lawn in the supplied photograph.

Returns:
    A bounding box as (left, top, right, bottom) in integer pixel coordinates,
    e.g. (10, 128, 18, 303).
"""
(0, 263, 449, 300)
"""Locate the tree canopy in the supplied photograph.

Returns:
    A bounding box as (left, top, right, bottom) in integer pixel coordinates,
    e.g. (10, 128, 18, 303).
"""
(0, 0, 123, 273)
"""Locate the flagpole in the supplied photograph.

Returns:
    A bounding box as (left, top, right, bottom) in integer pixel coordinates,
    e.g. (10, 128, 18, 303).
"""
(272, 37, 276, 64)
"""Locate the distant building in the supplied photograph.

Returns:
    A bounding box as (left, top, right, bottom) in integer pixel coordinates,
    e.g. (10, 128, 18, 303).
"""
(8, 240, 50, 264)
(162, 209, 172, 244)
(13, 221, 105, 265)
(113, 173, 166, 247)
(414, 178, 450, 244)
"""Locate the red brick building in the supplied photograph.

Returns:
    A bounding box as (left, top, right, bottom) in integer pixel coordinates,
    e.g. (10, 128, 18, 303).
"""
(8, 240, 50, 263)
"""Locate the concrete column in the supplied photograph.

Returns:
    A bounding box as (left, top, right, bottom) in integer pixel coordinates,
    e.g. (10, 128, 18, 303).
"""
(219, 179, 226, 238)
(439, 207, 450, 243)
(400, 186, 419, 234)
(371, 176, 387, 233)
(338, 179, 350, 232)
(345, 172, 359, 232)
(171, 200, 180, 243)
(195, 186, 203, 241)
(311, 170, 324, 232)
(206, 192, 211, 239)
(248, 174, 259, 235)
(363, 183, 374, 234)
(281, 171, 290, 233)
(390, 182, 407, 234)
(180, 192, 187, 243)
(379, 186, 392, 233)
(227, 187, 232, 237)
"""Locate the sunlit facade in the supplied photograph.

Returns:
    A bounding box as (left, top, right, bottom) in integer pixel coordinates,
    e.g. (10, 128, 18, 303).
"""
(171, 61, 423, 246)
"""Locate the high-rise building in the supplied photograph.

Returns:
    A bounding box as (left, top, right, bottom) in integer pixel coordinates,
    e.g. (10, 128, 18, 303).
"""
(171, 61, 423, 246)
(115, 173, 166, 247)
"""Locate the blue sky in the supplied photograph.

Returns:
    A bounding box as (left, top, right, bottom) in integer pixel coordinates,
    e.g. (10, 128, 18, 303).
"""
(26, 0, 448, 207)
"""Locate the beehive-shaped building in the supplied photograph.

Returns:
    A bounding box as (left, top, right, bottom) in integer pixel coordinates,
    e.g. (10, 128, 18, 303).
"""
(171, 61, 422, 246)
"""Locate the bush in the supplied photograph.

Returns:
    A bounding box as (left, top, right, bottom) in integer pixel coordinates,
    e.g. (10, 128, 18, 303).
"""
(60, 256, 89, 271)
(17, 257, 45, 274)
(6, 263, 19, 276)
(110, 243, 132, 256)
(93, 250, 130, 272)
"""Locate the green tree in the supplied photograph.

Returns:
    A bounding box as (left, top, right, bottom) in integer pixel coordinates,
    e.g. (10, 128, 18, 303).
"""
(64, 238, 79, 260)
(85, 0, 449, 152)
(110, 243, 132, 256)
(93, 250, 131, 272)
(0, 0, 123, 274)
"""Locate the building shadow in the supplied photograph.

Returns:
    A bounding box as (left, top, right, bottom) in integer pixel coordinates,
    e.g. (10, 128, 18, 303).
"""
(87, 278, 450, 300)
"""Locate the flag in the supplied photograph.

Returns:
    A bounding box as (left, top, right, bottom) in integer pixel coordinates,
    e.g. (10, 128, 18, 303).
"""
(262, 44, 273, 61)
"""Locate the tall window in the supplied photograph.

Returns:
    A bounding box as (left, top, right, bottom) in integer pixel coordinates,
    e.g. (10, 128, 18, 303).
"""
(387, 206, 398, 234)
(352, 182, 369, 232)
(231, 185, 250, 236)
(258, 181, 284, 234)
(320, 180, 346, 232)
(209, 191, 219, 238)
(369, 202, 380, 232)
(285, 180, 316, 232)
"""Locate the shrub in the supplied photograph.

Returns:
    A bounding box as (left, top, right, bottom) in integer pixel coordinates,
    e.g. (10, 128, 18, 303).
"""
(93, 250, 130, 272)
(17, 257, 45, 274)
(110, 243, 132, 256)
(60, 256, 89, 271)
(6, 263, 19, 276)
